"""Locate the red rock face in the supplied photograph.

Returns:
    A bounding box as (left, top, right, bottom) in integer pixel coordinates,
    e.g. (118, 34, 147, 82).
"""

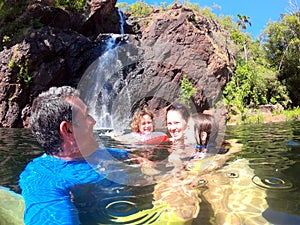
(0, 2, 236, 127)
(134, 5, 235, 116)
(88, 0, 117, 15)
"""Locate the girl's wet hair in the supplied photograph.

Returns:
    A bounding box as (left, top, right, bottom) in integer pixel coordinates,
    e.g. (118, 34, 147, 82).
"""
(130, 108, 154, 132)
(193, 113, 219, 147)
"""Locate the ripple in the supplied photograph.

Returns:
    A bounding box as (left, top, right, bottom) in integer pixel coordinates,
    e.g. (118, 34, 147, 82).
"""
(197, 178, 208, 187)
(227, 171, 239, 178)
(105, 200, 138, 217)
(252, 175, 293, 190)
(105, 200, 163, 224)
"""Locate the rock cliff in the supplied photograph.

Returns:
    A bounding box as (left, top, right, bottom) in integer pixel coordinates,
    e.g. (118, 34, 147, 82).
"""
(0, 0, 236, 127)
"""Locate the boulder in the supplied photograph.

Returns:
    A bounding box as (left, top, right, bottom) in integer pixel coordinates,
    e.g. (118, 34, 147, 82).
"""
(0, 2, 236, 127)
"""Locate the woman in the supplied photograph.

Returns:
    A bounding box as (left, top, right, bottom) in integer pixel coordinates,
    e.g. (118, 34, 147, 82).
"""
(165, 103, 197, 167)
(165, 104, 190, 145)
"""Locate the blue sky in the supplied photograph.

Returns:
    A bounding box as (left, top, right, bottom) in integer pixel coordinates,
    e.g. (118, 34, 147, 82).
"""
(118, 0, 298, 39)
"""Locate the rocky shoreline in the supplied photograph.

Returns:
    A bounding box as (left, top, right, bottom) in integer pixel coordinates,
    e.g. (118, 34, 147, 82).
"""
(0, 1, 236, 128)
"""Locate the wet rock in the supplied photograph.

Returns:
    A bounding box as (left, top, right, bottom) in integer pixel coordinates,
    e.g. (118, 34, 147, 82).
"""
(0, 2, 236, 127)
(0, 27, 103, 127)
(123, 5, 235, 119)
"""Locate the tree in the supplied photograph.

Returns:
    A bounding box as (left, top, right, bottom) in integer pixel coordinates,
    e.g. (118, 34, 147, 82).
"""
(223, 58, 290, 116)
(262, 13, 300, 106)
(237, 14, 252, 61)
(237, 14, 252, 30)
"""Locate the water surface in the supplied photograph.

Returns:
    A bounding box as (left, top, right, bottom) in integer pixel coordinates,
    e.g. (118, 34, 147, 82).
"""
(0, 121, 300, 224)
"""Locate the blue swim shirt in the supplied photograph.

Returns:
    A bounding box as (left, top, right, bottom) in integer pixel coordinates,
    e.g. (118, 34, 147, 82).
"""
(19, 147, 130, 225)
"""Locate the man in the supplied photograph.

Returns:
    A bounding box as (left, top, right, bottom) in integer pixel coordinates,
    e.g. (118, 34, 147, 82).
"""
(19, 86, 132, 224)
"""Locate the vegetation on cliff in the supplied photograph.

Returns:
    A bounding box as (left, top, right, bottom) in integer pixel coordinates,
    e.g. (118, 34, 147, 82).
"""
(0, 0, 87, 52)
(117, 0, 300, 124)
(1, 0, 299, 125)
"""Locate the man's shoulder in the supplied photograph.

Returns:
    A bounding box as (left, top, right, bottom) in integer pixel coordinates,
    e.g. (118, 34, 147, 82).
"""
(19, 154, 66, 183)
(22, 154, 60, 169)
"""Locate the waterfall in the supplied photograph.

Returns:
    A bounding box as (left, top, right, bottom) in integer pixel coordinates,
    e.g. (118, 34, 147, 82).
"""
(79, 38, 117, 129)
(78, 9, 140, 130)
(79, 10, 129, 130)
(79, 43, 140, 130)
(118, 10, 125, 35)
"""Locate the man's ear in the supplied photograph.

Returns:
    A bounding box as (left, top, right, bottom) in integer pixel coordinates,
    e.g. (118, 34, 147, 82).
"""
(60, 121, 73, 138)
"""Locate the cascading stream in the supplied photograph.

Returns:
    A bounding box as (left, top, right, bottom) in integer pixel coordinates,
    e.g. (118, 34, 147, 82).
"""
(80, 10, 127, 130)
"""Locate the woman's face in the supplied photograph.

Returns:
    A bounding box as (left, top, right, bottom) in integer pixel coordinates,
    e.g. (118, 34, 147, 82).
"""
(138, 114, 154, 135)
(166, 110, 187, 142)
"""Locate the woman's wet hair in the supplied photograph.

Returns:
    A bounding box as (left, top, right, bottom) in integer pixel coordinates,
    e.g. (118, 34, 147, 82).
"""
(166, 103, 190, 124)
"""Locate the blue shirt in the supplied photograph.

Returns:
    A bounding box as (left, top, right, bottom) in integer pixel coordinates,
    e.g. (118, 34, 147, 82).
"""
(19, 147, 130, 225)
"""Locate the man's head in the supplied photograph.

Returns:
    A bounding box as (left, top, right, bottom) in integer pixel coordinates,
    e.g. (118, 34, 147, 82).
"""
(30, 86, 98, 157)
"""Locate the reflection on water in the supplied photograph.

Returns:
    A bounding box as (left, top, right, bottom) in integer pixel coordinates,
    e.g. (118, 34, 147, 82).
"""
(252, 171, 294, 190)
(0, 129, 42, 193)
(224, 121, 300, 224)
(0, 121, 300, 224)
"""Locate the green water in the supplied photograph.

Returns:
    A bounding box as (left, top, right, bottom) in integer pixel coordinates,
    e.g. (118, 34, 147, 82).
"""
(225, 121, 300, 223)
(0, 128, 42, 193)
(0, 121, 300, 224)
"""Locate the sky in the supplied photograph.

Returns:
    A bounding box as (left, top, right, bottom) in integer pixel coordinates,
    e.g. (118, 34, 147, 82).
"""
(118, 0, 299, 39)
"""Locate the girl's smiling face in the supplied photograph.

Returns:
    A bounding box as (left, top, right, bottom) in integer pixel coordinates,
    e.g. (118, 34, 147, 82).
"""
(138, 114, 154, 135)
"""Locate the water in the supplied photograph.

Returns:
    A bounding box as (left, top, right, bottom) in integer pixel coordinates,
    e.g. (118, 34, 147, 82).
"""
(0, 121, 300, 224)
(79, 36, 123, 129)
(0, 129, 42, 193)
(118, 10, 125, 35)
(223, 121, 300, 225)
(77, 9, 127, 130)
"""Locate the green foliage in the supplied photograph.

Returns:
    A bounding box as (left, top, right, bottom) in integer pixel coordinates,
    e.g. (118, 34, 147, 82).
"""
(54, 0, 86, 12)
(283, 107, 300, 121)
(237, 14, 251, 30)
(217, 6, 294, 120)
(8, 60, 15, 69)
(263, 13, 300, 106)
(223, 58, 290, 116)
(18, 59, 32, 87)
(159, 2, 167, 10)
(118, 1, 153, 18)
(179, 74, 196, 106)
(116, 2, 131, 13)
(224, 60, 263, 114)
(243, 109, 264, 124)
(218, 14, 237, 32)
(183, 1, 200, 13)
